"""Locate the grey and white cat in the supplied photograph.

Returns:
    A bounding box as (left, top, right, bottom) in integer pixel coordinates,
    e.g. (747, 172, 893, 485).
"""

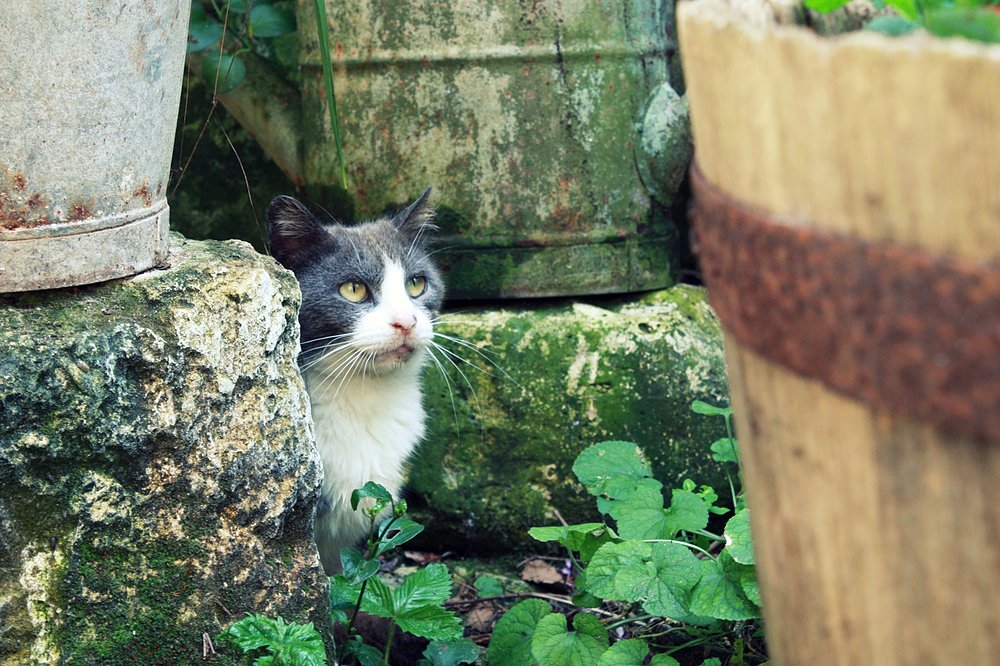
(267, 189, 443, 574)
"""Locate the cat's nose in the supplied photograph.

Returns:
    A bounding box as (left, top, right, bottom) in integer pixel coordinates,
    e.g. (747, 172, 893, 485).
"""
(391, 315, 417, 335)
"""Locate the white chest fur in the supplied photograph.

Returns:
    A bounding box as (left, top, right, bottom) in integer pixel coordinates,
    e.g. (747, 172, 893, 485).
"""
(306, 352, 426, 572)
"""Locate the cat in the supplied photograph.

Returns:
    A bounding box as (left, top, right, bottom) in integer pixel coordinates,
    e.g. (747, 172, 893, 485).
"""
(267, 189, 443, 574)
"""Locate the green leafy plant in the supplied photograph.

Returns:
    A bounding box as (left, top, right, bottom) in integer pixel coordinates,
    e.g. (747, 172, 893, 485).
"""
(805, 0, 1000, 43)
(488, 401, 765, 665)
(327, 482, 478, 666)
(220, 614, 327, 665)
(185, 0, 348, 188)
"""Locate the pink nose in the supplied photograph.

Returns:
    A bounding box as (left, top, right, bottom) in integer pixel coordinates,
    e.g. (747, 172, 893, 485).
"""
(391, 315, 417, 335)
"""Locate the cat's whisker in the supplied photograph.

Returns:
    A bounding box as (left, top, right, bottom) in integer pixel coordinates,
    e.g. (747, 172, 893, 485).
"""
(426, 346, 461, 436)
(429, 340, 487, 443)
(312, 346, 369, 400)
(432, 331, 521, 388)
(299, 338, 370, 374)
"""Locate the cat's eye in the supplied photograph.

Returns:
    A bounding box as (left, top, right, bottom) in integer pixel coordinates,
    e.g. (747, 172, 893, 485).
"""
(338, 281, 369, 303)
(406, 276, 427, 298)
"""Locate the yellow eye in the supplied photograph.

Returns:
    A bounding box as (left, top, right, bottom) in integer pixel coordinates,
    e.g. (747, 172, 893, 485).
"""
(406, 276, 427, 298)
(338, 281, 368, 303)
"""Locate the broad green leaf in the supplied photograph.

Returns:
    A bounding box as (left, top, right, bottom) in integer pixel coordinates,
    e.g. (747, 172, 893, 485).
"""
(187, 4, 223, 52)
(249, 4, 296, 38)
(422, 638, 481, 666)
(607, 486, 708, 540)
(690, 400, 732, 417)
(376, 517, 424, 555)
(700, 659, 723, 666)
(344, 637, 382, 666)
(802, 0, 852, 12)
(925, 7, 1000, 43)
(487, 599, 551, 666)
(224, 0, 254, 13)
(531, 612, 609, 666)
(329, 574, 363, 612)
(737, 565, 761, 607)
(351, 482, 392, 510)
(585, 541, 651, 602)
(392, 563, 454, 612)
(709, 437, 740, 463)
(597, 638, 648, 665)
(395, 604, 464, 641)
(220, 615, 326, 666)
(723, 509, 754, 565)
(640, 543, 702, 618)
(573, 441, 653, 497)
(474, 574, 504, 598)
(529, 523, 612, 563)
(361, 577, 396, 618)
(201, 52, 246, 93)
(689, 553, 760, 621)
(570, 570, 603, 608)
(650, 656, 682, 666)
(340, 546, 380, 585)
(864, 15, 920, 36)
(587, 542, 700, 619)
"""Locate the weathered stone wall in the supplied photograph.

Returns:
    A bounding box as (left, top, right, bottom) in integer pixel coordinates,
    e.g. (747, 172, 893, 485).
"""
(0, 235, 327, 665)
(412, 285, 731, 551)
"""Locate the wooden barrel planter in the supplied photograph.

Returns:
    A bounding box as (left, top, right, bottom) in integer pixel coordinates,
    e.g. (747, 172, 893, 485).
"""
(0, 2, 190, 293)
(678, 0, 1000, 663)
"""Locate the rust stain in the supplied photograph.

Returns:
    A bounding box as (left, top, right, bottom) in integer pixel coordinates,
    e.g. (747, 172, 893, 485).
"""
(690, 163, 1000, 443)
(67, 204, 93, 222)
(133, 181, 154, 207)
(12, 174, 26, 191)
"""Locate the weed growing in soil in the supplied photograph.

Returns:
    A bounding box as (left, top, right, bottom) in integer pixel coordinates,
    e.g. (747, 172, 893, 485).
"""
(486, 401, 766, 666)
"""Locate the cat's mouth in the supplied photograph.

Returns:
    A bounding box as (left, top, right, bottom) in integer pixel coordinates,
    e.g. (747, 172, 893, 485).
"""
(375, 343, 415, 365)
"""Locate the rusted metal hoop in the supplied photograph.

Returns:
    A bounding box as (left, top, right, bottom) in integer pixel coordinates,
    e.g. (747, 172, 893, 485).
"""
(690, 164, 1000, 443)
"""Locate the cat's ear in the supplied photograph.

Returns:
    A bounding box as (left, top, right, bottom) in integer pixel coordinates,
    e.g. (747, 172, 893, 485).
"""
(393, 187, 437, 243)
(267, 196, 331, 270)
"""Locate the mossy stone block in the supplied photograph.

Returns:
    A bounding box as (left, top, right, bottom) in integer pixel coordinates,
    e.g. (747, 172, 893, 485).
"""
(411, 285, 731, 551)
(0, 234, 327, 665)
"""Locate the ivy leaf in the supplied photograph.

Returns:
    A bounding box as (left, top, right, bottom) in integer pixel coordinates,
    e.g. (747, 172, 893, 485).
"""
(709, 437, 740, 463)
(737, 565, 761, 607)
(689, 553, 760, 621)
(597, 638, 649, 665)
(340, 547, 380, 585)
(249, 4, 297, 38)
(187, 4, 223, 52)
(376, 517, 424, 556)
(200, 52, 246, 94)
(329, 574, 363, 612)
(573, 441, 654, 498)
(531, 612, 609, 666)
(723, 509, 754, 565)
(422, 638, 481, 666)
(487, 598, 551, 666)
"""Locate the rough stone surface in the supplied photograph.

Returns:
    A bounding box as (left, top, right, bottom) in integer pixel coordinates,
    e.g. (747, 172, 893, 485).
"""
(638, 82, 694, 207)
(0, 234, 328, 665)
(410, 285, 732, 551)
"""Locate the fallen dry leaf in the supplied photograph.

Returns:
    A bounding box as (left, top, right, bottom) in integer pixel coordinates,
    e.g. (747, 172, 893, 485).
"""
(465, 606, 496, 633)
(520, 558, 563, 585)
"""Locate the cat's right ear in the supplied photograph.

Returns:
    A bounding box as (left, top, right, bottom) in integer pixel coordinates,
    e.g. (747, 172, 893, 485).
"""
(267, 196, 330, 271)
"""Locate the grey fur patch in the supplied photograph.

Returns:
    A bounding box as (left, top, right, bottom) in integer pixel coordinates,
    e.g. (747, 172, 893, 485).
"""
(266, 191, 444, 361)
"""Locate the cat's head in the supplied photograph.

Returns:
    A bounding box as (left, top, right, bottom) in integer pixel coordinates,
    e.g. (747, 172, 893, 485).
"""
(267, 189, 444, 377)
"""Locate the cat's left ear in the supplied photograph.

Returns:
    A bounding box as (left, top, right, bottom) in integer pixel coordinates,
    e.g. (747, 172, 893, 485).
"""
(393, 187, 437, 242)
